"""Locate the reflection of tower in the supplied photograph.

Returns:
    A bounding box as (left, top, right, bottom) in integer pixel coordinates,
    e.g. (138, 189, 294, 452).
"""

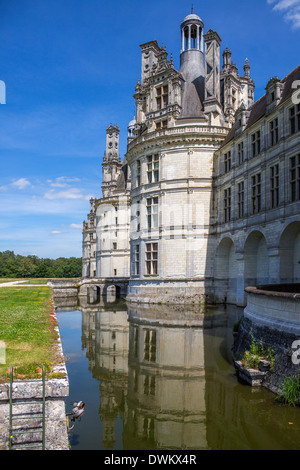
(89, 306, 129, 449)
(124, 304, 208, 450)
(100, 383, 119, 449)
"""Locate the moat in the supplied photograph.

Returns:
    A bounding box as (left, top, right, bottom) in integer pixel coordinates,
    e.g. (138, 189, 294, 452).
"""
(55, 300, 300, 450)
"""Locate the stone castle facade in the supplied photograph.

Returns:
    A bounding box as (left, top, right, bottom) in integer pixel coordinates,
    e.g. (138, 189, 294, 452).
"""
(82, 10, 300, 306)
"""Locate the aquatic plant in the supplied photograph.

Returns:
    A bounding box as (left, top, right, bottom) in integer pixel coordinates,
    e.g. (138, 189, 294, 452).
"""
(279, 374, 300, 406)
(241, 331, 275, 369)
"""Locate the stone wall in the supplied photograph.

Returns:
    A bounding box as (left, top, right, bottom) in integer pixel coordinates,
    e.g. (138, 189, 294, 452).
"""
(233, 285, 300, 395)
(47, 280, 79, 298)
(0, 377, 69, 450)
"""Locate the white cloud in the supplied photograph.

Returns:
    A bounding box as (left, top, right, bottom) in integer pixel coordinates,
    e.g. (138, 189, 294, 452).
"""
(47, 176, 81, 188)
(51, 230, 62, 235)
(44, 188, 85, 200)
(11, 178, 31, 189)
(268, 0, 300, 28)
(70, 223, 82, 229)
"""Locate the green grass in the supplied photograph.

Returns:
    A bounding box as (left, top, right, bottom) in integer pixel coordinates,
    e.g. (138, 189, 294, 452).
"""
(0, 287, 61, 382)
(241, 331, 275, 370)
(279, 375, 300, 406)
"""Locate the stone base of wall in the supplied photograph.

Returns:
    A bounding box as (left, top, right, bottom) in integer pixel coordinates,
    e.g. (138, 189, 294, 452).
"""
(126, 279, 214, 304)
(0, 377, 69, 450)
(47, 280, 79, 298)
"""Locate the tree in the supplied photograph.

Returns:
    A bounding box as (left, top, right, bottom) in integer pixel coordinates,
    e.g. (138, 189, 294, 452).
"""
(0, 251, 82, 278)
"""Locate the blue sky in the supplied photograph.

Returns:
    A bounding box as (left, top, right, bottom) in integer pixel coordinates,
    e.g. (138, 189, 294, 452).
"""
(0, 0, 299, 259)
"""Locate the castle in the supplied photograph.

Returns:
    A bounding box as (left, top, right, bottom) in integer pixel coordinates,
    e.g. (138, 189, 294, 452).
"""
(82, 10, 300, 307)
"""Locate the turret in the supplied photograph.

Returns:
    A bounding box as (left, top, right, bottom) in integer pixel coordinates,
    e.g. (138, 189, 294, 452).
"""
(101, 124, 122, 198)
(179, 9, 205, 117)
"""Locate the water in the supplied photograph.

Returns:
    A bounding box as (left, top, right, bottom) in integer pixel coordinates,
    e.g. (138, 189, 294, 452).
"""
(55, 299, 300, 450)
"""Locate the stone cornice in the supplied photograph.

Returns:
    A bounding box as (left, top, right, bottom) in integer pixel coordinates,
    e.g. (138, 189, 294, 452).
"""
(126, 125, 229, 161)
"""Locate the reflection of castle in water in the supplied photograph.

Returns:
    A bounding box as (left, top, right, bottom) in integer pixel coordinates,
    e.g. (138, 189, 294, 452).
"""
(79, 298, 235, 450)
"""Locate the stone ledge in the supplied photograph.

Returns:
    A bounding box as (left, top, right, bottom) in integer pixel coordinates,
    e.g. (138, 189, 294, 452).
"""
(0, 376, 69, 402)
(234, 360, 268, 387)
(245, 284, 300, 300)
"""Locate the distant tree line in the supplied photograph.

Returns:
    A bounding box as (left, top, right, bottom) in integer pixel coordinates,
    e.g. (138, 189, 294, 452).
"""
(0, 251, 82, 278)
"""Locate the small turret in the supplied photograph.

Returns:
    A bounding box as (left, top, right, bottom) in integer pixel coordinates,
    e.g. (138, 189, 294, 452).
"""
(179, 9, 205, 117)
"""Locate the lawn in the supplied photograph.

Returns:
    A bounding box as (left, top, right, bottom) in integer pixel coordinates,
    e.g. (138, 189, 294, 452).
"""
(0, 287, 61, 382)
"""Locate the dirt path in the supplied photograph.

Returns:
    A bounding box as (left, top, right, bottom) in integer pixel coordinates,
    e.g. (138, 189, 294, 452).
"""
(0, 281, 48, 287)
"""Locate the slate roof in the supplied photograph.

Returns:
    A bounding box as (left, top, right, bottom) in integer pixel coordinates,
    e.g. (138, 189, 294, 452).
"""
(115, 162, 129, 192)
(220, 64, 300, 150)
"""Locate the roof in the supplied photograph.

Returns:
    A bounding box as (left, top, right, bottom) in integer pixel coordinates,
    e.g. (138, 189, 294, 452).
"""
(183, 13, 203, 22)
(181, 11, 204, 28)
(220, 64, 300, 150)
(115, 162, 129, 192)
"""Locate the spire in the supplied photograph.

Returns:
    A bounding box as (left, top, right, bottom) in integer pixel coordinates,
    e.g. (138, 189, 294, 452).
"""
(244, 58, 250, 78)
(191, 4, 193, 14)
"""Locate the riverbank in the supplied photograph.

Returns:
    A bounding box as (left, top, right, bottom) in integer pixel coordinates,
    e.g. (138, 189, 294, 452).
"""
(0, 286, 64, 382)
(0, 285, 69, 449)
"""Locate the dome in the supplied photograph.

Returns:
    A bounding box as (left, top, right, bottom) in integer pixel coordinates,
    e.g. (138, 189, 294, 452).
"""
(183, 13, 202, 23)
(128, 118, 136, 127)
(181, 11, 204, 29)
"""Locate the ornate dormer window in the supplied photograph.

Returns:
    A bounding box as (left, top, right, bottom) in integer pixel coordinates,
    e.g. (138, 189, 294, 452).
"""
(156, 85, 168, 110)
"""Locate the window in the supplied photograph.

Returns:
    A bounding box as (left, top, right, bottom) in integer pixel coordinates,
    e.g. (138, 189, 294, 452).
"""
(144, 329, 156, 362)
(114, 269, 117, 276)
(147, 197, 159, 230)
(113, 242, 117, 250)
(224, 188, 231, 222)
(251, 130, 261, 157)
(270, 164, 279, 208)
(238, 181, 245, 218)
(136, 159, 141, 187)
(133, 327, 139, 358)
(290, 155, 300, 202)
(289, 104, 300, 135)
(251, 173, 261, 214)
(238, 142, 244, 165)
(144, 375, 156, 396)
(156, 120, 168, 130)
(224, 151, 231, 173)
(135, 244, 140, 276)
(156, 85, 168, 110)
(146, 242, 158, 275)
(147, 154, 159, 183)
(270, 118, 279, 146)
(232, 88, 237, 110)
(136, 200, 141, 232)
